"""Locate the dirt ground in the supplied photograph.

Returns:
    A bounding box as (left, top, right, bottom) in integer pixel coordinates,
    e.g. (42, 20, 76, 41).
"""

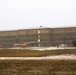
(0, 60, 76, 75)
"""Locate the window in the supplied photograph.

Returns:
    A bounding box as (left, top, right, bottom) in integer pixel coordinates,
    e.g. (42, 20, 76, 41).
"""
(38, 30, 40, 33)
(38, 39, 40, 42)
(38, 35, 40, 38)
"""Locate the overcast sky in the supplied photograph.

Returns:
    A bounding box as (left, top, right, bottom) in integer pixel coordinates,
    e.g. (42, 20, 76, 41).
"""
(0, 0, 76, 30)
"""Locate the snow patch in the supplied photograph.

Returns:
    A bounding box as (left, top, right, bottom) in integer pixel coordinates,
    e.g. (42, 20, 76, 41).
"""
(9, 47, 64, 51)
(0, 55, 76, 60)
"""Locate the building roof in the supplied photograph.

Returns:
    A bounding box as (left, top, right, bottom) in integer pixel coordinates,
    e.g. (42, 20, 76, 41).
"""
(19, 26, 51, 30)
(52, 26, 76, 29)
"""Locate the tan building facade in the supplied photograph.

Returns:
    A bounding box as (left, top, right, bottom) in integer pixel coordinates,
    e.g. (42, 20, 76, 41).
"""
(51, 27, 76, 46)
(0, 27, 76, 48)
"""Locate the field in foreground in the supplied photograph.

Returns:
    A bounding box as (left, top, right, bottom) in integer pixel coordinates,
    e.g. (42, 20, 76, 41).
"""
(0, 48, 76, 57)
(0, 60, 76, 75)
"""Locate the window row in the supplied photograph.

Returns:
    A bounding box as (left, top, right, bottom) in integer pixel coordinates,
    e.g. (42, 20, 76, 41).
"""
(52, 28, 76, 32)
(0, 32, 19, 35)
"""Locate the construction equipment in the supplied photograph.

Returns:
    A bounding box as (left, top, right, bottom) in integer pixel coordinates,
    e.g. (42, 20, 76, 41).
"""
(14, 41, 38, 47)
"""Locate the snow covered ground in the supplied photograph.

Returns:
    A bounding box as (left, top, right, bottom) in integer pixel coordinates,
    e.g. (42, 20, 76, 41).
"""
(0, 47, 76, 60)
(0, 55, 76, 60)
(25, 47, 64, 50)
(8, 47, 76, 51)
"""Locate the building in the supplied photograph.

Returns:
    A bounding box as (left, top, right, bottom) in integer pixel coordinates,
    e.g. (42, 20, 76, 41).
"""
(0, 26, 76, 48)
(51, 27, 76, 47)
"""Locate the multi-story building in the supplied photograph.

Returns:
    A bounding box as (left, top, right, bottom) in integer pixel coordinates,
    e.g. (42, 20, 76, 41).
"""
(51, 27, 76, 46)
(0, 26, 76, 48)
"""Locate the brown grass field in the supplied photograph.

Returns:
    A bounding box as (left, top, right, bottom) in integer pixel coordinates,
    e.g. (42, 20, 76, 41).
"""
(0, 60, 76, 75)
(0, 48, 76, 57)
(0, 48, 76, 75)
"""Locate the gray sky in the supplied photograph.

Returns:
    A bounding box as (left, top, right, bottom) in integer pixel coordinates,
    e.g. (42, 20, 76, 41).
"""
(0, 0, 76, 30)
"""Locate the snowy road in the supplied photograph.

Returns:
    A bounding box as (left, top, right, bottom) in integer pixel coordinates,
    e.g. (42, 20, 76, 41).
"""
(0, 55, 76, 60)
